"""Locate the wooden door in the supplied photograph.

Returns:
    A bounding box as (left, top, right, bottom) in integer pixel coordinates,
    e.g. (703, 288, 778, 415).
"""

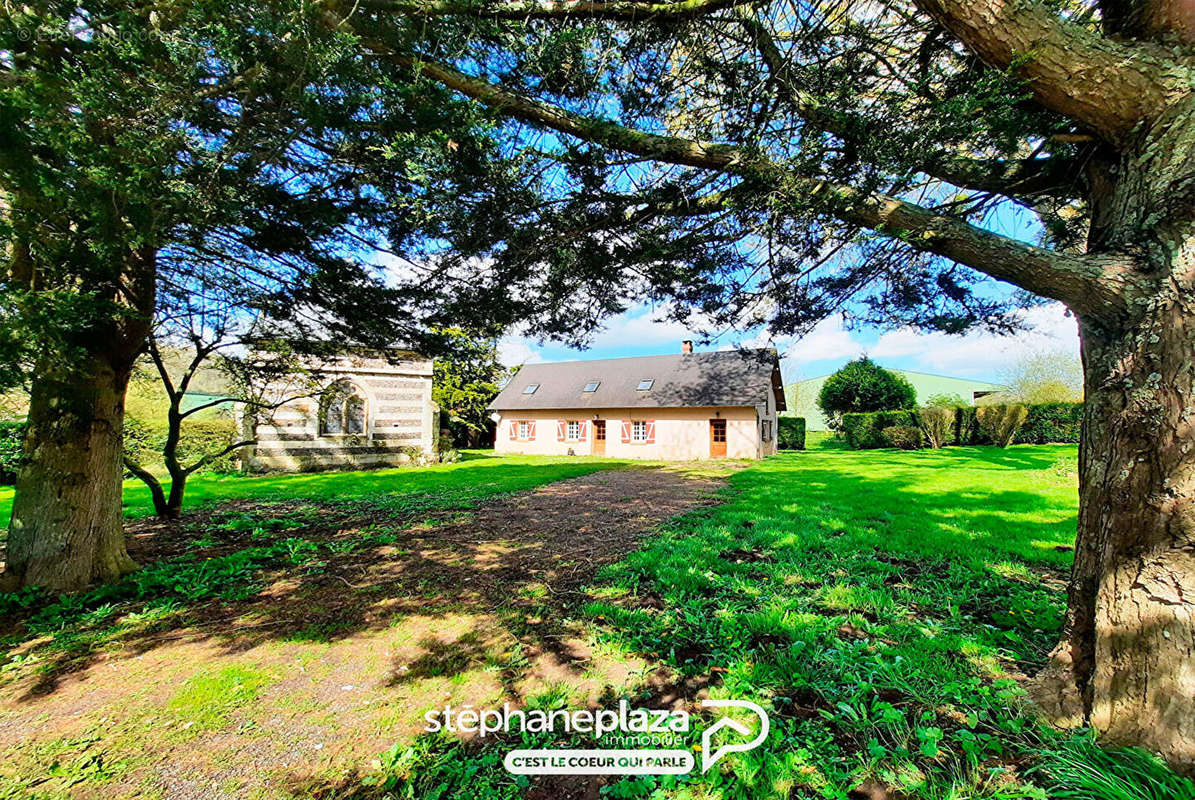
(593, 420, 606, 456)
(710, 419, 727, 457)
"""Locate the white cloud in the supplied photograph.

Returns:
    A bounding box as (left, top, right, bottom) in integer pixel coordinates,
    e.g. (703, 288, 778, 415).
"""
(584, 306, 703, 350)
(499, 301, 1081, 381)
(779, 302, 1079, 380)
(779, 314, 863, 366)
(497, 338, 543, 367)
(869, 303, 1079, 377)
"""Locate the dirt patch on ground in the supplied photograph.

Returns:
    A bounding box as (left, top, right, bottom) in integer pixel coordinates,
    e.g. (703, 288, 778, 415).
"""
(0, 466, 727, 799)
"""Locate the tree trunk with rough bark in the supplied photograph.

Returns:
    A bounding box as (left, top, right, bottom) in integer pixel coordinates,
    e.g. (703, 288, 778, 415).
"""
(1032, 104, 1195, 769)
(1036, 293, 1195, 773)
(2, 354, 138, 592)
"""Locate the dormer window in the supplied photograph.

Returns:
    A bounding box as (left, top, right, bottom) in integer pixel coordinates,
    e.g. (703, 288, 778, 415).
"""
(522, 383, 539, 394)
(583, 381, 600, 393)
(636, 379, 654, 391)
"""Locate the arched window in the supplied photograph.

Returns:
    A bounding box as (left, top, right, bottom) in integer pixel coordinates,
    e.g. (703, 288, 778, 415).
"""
(320, 381, 367, 436)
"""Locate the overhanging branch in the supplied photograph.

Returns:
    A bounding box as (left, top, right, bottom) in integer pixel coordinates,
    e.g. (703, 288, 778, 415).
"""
(369, 49, 1135, 321)
(357, 0, 744, 20)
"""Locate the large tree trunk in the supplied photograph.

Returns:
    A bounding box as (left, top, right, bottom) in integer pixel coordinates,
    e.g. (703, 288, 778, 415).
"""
(2, 354, 137, 591)
(1034, 278, 1195, 772)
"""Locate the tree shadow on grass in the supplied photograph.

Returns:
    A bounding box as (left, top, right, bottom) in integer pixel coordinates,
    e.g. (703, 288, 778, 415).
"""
(0, 446, 1086, 799)
(0, 464, 725, 702)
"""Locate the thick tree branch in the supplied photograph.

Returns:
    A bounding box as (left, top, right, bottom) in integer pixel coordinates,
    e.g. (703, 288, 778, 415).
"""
(380, 52, 1135, 321)
(736, 8, 1085, 204)
(358, 0, 743, 20)
(913, 0, 1188, 145)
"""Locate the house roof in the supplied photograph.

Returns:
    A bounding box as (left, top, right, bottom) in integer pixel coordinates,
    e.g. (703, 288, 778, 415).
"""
(489, 349, 786, 412)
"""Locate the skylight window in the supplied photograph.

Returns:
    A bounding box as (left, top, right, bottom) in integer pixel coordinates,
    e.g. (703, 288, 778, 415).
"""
(522, 383, 539, 394)
(636, 379, 654, 391)
(583, 381, 600, 393)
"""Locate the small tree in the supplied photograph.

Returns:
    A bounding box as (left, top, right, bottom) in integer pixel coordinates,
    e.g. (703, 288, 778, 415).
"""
(817, 358, 916, 430)
(121, 291, 324, 519)
(1001, 349, 1084, 405)
(919, 406, 954, 449)
(431, 329, 508, 448)
(977, 404, 1029, 448)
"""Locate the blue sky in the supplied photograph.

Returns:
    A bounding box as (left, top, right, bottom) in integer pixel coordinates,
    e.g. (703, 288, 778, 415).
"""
(496, 197, 1079, 384)
(498, 300, 1081, 385)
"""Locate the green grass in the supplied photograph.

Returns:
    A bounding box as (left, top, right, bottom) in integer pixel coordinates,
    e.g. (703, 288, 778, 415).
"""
(166, 665, 275, 732)
(0, 452, 627, 677)
(0, 451, 621, 526)
(384, 444, 1191, 799)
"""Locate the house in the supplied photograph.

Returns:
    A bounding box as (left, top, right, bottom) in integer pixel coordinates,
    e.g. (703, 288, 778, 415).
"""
(488, 343, 785, 460)
(238, 351, 437, 472)
(784, 368, 1005, 431)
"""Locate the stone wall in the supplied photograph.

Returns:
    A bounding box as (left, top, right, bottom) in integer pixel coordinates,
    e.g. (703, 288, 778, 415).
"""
(238, 352, 436, 472)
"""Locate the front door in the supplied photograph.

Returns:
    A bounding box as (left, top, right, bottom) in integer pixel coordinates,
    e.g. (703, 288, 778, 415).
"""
(710, 419, 727, 458)
(593, 420, 606, 456)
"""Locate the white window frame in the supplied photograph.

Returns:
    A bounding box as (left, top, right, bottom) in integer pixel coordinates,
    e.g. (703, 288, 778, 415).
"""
(631, 420, 648, 442)
(567, 420, 581, 441)
(518, 421, 531, 440)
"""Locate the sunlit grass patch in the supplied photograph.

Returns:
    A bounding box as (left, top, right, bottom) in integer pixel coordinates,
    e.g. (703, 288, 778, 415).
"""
(167, 665, 275, 732)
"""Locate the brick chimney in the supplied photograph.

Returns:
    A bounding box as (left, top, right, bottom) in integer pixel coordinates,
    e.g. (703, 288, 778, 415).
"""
(681, 340, 693, 354)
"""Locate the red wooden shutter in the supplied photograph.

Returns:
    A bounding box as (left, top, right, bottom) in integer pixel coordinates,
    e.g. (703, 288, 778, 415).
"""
(620, 421, 631, 443)
(557, 420, 566, 441)
(528, 421, 537, 440)
(509, 421, 517, 440)
(579, 421, 587, 441)
(645, 420, 656, 444)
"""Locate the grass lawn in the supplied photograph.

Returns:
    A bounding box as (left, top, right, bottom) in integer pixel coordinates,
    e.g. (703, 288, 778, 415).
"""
(3, 444, 1192, 799)
(0, 450, 621, 526)
(394, 444, 1191, 800)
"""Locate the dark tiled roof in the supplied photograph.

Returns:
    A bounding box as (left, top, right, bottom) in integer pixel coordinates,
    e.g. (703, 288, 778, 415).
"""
(489, 349, 785, 411)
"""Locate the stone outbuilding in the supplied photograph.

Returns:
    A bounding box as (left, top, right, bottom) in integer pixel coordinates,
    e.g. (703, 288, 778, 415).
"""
(238, 351, 437, 472)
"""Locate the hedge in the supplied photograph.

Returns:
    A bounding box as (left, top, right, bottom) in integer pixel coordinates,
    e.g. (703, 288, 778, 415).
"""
(124, 417, 240, 473)
(778, 417, 806, 450)
(842, 402, 1082, 450)
(0, 416, 241, 486)
(1014, 402, 1083, 444)
(842, 410, 918, 449)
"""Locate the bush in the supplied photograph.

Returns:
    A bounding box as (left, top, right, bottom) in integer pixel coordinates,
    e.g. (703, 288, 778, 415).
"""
(778, 417, 806, 450)
(918, 406, 954, 449)
(925, 393, 965, 408)
(0, 421, 25, 484)
(881, 425, 922, 450)
(817, 357, 916, 430)
(976, 404, 1028, 448)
